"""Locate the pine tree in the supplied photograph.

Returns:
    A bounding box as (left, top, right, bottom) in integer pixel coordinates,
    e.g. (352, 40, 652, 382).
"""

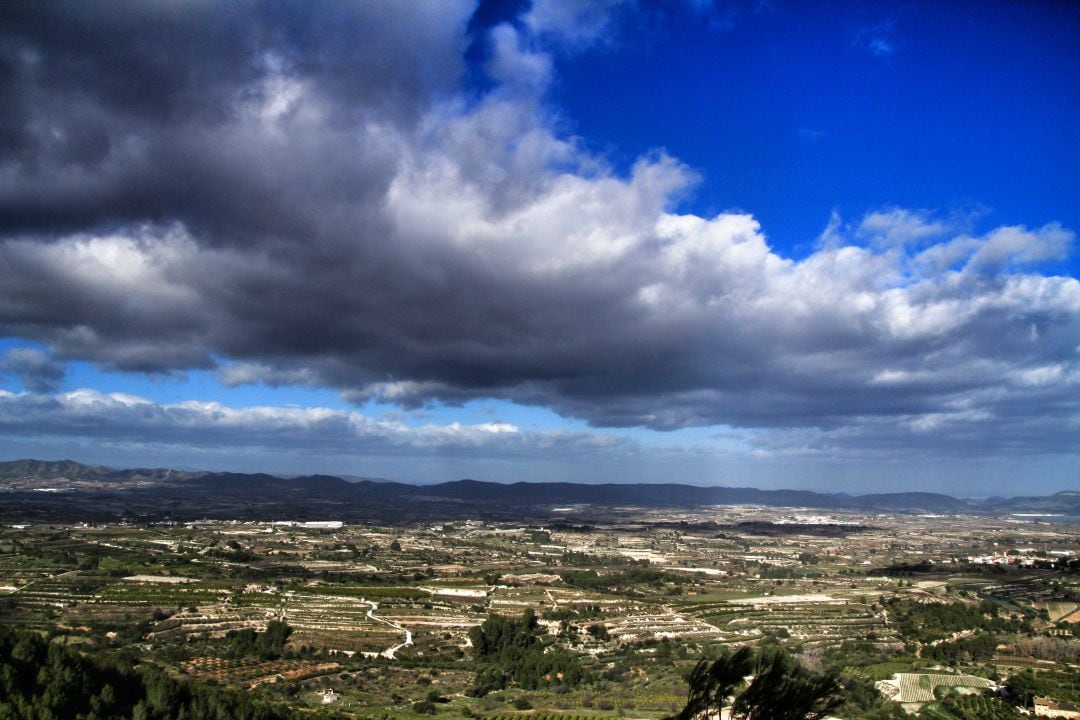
(668, 647, 843, 720)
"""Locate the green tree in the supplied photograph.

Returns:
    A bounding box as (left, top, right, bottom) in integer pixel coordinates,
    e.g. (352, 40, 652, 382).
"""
(1006, 670, 1049, 708)
(668, 647, 843, 720)
(467, 609, 585, 695)
(672, 647, 755, 720)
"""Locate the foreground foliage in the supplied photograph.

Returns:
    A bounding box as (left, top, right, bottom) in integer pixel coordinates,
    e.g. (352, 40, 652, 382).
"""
(0, 625, 297, 720)
(669, 647, 844, 720)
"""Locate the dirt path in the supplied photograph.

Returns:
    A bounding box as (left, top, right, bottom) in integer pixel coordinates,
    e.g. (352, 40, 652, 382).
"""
(362, 600, 413, 659)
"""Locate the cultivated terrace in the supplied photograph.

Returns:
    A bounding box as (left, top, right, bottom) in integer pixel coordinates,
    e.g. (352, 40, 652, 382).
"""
(0, 507, 1077, 719)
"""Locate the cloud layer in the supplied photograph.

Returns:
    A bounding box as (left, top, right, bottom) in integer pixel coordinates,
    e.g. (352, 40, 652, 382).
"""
(0, 388, 623, 459)
(0, 2, 1077, 467)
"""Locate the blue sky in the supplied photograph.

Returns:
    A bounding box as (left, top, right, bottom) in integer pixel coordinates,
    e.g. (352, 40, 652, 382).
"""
(548, 1, 1080, 271)
(0, 1, 1077, 495)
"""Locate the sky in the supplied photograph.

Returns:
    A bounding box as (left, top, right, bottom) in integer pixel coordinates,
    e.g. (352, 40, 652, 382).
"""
(0, 0, 1078, 496)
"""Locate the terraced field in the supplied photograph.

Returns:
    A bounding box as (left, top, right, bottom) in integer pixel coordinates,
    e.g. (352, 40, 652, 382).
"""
(146, 606, 275, 640)
(892, 673, 995, 703)
(605, 607, 719, 640)
(683, 595, 895, 647)
(180, 656, 340, 686)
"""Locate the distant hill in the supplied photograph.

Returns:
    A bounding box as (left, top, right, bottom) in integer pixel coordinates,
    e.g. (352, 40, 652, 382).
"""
(979, 490, 1080, 516)
(0, 458, 1076, 521)
(0, 458, 118, 481)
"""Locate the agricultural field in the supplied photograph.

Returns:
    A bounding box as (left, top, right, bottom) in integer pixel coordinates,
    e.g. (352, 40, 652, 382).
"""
(881, 673, 995, 703)
(0, 508, 1077, 718)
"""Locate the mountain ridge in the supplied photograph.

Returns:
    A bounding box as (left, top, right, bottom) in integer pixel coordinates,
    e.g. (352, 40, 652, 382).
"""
(0, 458, 1076, 518)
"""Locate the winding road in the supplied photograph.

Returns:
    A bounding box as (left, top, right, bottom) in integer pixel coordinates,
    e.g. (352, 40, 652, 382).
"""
(362, 600, 413, 659)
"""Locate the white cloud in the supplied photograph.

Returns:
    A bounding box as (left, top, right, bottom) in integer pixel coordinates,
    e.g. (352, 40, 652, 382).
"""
(857, 208, 952, 249)
(523, 0, 631, 49)
(869, 37, 894, 57)
(854, 21, 897, 60)
(967, 223, 1073, 272)
(8, 224, 201, 305)
(487, 24, 554, 96)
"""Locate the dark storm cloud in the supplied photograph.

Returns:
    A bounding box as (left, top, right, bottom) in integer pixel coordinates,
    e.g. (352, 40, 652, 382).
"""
(0, 0, 470, 235)
(0, 2, 1077, 459)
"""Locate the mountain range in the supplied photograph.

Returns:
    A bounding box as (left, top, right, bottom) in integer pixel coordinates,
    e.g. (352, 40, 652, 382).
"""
(0, 459, 1076, 521)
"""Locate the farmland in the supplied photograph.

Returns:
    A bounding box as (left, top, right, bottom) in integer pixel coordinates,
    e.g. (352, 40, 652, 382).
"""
(0, 506, 1077, 718)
